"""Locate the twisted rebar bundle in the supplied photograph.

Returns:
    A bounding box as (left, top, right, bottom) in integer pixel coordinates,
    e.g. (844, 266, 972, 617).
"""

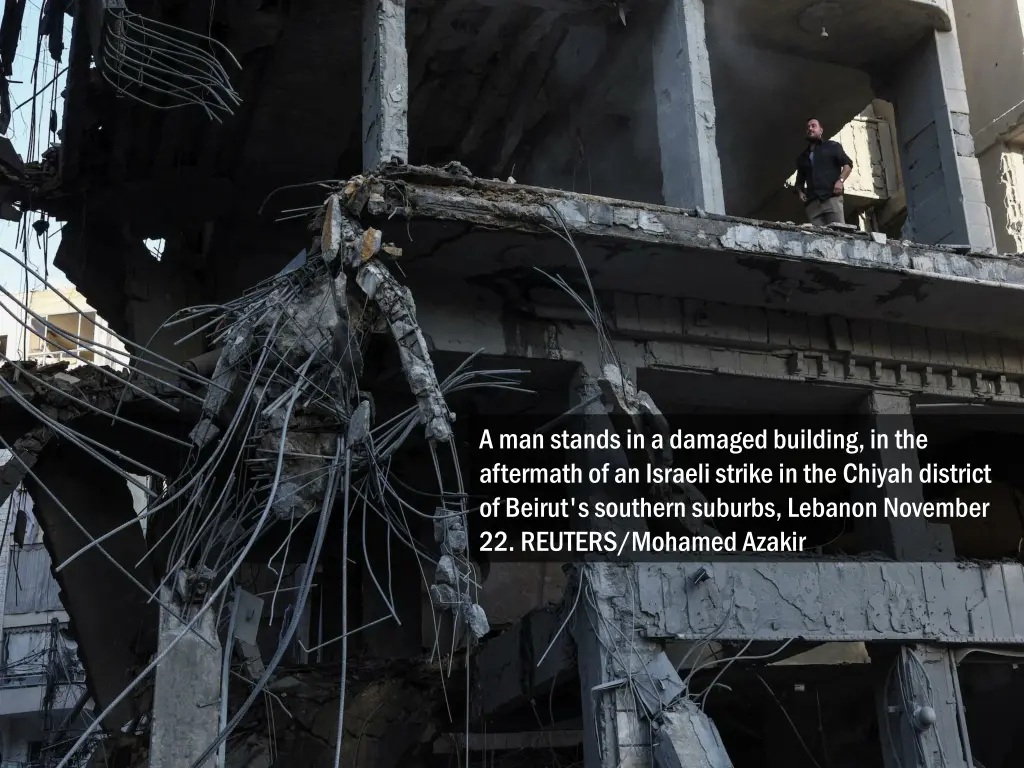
(100, 8, 241, 121)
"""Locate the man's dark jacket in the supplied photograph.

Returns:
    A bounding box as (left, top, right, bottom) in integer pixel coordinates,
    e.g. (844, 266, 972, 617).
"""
(795, 140, 853, 202)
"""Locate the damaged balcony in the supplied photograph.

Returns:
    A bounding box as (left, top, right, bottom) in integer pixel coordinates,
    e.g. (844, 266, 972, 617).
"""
(11, 0, 990, 330)
(405, 0, 988, 250)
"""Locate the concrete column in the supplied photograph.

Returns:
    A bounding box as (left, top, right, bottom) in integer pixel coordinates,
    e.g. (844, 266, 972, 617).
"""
(876, 646, 971, 768)
(571, 563, 733, 768)
(362, 0, 409, 171)
(886, 24, 995, 250)
(852, 392, 953, 561)
(567, 364, 732, 768)
(573, 564, 652, 768)
(571, 363, 648, 544)
(149, 578, 221, 768)
(650, 0, 725, 213)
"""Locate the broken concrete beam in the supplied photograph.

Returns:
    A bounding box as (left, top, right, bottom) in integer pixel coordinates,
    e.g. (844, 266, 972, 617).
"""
(356, 260, 452, 441)
(654, 701, 734, 768)
(28, 443, 158, 730)
(371, 168, 1024, 329)
(362, 0, 409, 171)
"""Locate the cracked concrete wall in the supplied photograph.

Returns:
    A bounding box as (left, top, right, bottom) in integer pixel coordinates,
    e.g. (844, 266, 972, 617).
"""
(977, 143, 1024, 254)
(517, 1, 723, 210)
(999, 147, 1024, 252)
(951, 0, 1024, 152)
(518, 20, 665, 205)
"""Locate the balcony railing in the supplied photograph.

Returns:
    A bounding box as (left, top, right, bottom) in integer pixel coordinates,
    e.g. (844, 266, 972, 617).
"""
(0, 670, 47, 688)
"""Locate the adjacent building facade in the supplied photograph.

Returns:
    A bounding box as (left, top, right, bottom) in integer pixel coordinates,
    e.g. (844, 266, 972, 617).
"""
(0, 290, 125, 766)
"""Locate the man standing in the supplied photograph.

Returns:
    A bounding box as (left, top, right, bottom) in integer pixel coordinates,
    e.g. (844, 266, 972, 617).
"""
(795, 118, 854, 226)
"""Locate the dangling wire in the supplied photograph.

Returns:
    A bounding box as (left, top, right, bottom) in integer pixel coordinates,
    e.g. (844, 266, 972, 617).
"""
(100, 8, 242, 121)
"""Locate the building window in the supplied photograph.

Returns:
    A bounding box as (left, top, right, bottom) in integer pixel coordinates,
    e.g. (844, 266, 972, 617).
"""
(0, 334, 7, 357)
(30, 311, 97, 364)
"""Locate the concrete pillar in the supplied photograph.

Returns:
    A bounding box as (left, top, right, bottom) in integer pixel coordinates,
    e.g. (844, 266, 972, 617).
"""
(876, 646, 972, 768)
(572, 564, 733, 768)
(650, 0, 725, 213)
(149, 578, 221, 768)
(568, 365, 732, 768)
(571, 363, 648, 544)
(362, 0, 409, 171)
(573, 564, 652, 768)
(852, 392, 953, 561)
(886, 24, 995, 250)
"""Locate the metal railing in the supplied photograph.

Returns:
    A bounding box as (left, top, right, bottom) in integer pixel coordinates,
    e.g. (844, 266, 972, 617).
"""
(0, 670, 47, 688)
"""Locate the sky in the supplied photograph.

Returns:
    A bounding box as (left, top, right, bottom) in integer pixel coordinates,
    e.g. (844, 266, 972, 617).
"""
(0, 0, 71, 292)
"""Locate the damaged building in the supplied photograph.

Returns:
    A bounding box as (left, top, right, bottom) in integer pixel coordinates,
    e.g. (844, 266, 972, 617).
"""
(0, 0, 1024, 766)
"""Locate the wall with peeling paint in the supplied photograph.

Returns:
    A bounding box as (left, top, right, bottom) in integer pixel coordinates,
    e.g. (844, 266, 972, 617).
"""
(951, 0, 1024, 147)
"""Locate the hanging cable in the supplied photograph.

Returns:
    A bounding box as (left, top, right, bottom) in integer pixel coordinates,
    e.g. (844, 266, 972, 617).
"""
(97, 6, 241, 120)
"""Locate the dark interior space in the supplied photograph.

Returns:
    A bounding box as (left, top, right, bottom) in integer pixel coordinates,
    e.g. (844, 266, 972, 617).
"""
(959, 653, 1024, 767)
